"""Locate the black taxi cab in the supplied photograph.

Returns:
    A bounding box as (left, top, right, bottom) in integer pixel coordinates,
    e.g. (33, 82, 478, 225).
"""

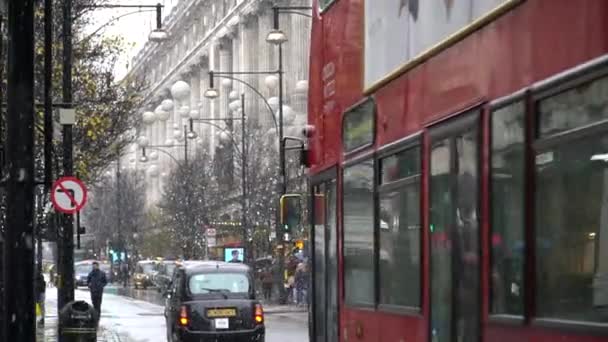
(164, 261, 265, 342)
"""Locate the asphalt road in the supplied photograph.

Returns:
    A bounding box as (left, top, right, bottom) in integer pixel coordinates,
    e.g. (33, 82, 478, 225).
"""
(45, 288, 308, 342)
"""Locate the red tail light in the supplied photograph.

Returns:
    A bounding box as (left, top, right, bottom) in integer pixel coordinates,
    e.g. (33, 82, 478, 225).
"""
(254, 304, 264, 324)
(179, 305, 189, 326)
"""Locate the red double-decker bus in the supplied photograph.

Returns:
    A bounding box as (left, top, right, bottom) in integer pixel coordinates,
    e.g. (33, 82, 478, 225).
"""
(305, 1, 608, 342)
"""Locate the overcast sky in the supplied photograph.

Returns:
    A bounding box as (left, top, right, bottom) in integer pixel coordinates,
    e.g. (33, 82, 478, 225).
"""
(83, 0, 179, 80)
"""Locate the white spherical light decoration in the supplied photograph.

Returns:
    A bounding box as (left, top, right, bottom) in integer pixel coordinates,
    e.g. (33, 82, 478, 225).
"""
(277, 105, 295, 125)
(218, 131, 231, 144)
(229, 100, 240, 111)
(265, 75, 279, 89)
(173, 129, 183, 140)
(161, 172, 168, 179)
(196, 138, 204, 146)
(165, 139, 175, 147)
(268, 97, 280, 111)
(173, 123, 180, 130)
(179, 105, 190, 118)
(149, 151, 159, 161)
(148, 165, 160, 178)
(129, 157, 136, 163)
(129, 143, 137, 152)
(161, 99, 174, 111)
(142, 111, 156, 124)
(137, 136, 150, 147)
(221, 78, 232, 88)
(157, 110, 171, 121)
(171, 81, 191, 100)
(229, 90, 239, 101)
(155, 105, 170, 121)
(295, 80, 309, 94)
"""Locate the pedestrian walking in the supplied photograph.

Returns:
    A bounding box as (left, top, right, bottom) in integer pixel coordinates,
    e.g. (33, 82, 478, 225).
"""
(35, 269, 46, 325)
(121, 261, 129, 287)
(87, 261, 108, 317)
(295, 263, 309, 306)
(261, 268, 273, 301)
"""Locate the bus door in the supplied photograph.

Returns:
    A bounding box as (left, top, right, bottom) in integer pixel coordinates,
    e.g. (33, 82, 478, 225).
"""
(428, 110, 480, 342)
(311, 175, 338, 342)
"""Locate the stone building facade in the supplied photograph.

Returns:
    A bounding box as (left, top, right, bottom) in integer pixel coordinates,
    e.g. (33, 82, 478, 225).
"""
(124, 0, 312, 206)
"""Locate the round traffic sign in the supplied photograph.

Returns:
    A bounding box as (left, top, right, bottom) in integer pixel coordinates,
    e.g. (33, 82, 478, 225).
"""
(51, 176, 88, 214)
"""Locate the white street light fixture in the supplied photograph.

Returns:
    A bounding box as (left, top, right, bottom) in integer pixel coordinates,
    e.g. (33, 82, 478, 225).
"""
(149, 29, 169, 42)
(187, 131, 198, 140)
(139, 155, 149, 163)
(204, 88, 219, 99)
(137, 136, 150, 147)
(149, 151, 159, 161)
(172, 123, 180, 130)
(266, 29, 288, 45)
(221, 78, 232, 88)
(165, 139, 175, 147)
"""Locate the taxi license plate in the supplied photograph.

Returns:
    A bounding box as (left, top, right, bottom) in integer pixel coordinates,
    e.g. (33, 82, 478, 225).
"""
(207, 308, 236, 318)
(215, 318, 229, 329)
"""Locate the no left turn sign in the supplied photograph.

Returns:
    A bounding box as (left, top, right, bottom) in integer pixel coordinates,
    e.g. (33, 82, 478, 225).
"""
(51, 176, 88, 214)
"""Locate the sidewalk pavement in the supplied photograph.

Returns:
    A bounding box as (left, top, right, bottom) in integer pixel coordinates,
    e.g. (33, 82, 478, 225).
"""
(38, 287, 120, 342)
(263, 303, 308, 314)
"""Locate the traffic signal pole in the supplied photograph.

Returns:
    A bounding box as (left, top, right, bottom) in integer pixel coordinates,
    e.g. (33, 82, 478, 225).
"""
(57, 0, 75, 313)
(3, 0, 36, 340)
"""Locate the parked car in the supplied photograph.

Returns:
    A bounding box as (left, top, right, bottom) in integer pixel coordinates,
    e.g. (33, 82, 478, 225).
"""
(164, 261, 265, 342)
(154, 260, 179, 294)
(133, 260, 158, 289)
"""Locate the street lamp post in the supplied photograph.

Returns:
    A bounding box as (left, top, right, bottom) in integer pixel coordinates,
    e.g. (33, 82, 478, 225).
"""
(188, 94, 248, 262)
(56, 1, 168, 314)
(266, 4, 312, 304)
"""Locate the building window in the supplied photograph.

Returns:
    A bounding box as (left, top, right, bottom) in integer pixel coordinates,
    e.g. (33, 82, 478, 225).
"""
(343, 159, 375, 306)
(490, 101, 525, 316)
(535, 74, 608, 323)
(538, 76, 608, 138)
(319, 0, 336, 11)
(342, 98, 375, 153)
(378, 146, 421, 308)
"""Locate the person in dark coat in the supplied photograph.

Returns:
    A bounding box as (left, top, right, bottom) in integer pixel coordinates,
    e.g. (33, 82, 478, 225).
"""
(261, 268, 273, 301)
(87, 261, 107, 316)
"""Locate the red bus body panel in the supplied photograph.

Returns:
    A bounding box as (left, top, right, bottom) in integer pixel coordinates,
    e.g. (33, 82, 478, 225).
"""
(307, 0, 608, 341)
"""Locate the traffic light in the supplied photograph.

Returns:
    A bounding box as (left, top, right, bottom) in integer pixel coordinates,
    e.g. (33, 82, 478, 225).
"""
(280, 194, 302, 234)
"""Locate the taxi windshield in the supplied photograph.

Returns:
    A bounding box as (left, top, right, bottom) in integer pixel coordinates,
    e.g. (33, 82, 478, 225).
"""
(188, 273, 249, 294)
